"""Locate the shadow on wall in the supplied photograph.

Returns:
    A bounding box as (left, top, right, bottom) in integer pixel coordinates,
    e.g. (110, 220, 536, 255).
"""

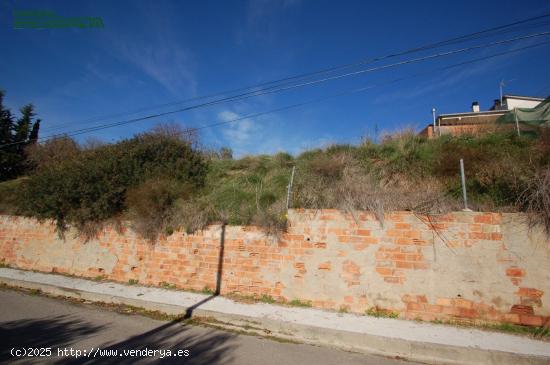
(183, 223, 226, 320)
(0, 224, 234, 364)
(0, 315, 105, 363)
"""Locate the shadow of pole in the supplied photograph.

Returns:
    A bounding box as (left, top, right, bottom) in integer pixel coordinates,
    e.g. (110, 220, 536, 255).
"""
(215, 223, 226, 296)
(183, 223, 226, 320)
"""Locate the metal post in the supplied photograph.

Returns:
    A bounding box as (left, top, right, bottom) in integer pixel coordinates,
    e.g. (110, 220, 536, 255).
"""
(286, 166, 296, 210)
(460, 159, 469, 211)
(432, 108, 437, 137)
(514, 108, 521, 137)
(499, 80, 504, 106)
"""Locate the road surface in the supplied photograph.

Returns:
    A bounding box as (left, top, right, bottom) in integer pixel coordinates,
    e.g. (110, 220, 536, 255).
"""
(0, 288, 417, 364)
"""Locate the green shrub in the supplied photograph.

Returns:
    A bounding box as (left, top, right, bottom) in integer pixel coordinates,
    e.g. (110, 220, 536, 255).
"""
(16, 131, 207, 235)
(0, 177, 25, 214)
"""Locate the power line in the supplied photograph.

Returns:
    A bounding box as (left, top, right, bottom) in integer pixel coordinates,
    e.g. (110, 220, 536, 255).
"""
(40, 12, 550, 133)
(11, 39, 550, 147)
(19, 31, 549, 143)
(173, 40, 550, 138)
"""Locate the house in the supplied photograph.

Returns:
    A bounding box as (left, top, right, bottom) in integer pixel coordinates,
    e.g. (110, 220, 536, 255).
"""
(419, 95, 546, 138)
(491, 95, 546, 110)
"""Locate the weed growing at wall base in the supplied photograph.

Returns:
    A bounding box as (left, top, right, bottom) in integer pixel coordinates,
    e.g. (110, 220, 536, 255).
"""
(365, 306, 400, 319)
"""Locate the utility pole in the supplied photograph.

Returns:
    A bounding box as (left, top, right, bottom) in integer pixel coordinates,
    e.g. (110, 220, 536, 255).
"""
(432, 108, 438, 137)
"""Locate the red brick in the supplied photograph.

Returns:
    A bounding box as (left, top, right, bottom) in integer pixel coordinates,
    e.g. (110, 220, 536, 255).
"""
(407, 302, 425, 311)
(391, 253, 406, 261)
(395, 223, 411, 229)
(405, 254, 423, 261)
(376, 267, 392, 276)
(510, 304, 534, 315)
(387, 229, 403, 238)
(318, 262, 331, 271)
(452, 298, 473, 309)
(327, 228, 347, 235)
(516, 287, 544, 298)
(395, 261, 413, 269)
(416, 295, 428, 303)
(468, 224, 482, 232)
(426, 304, 443, 313)
(436, 298, 453, 307)
(474, 214, 492, 224)
(505, 267, 525, 278)
(519, 315, 543, 327)
(458, 308, 478, 318)
(468, 232, 490, 240)
(490, 233, 503, 241)
(396, 238, 414, 245)
(403, 230, 421, 239)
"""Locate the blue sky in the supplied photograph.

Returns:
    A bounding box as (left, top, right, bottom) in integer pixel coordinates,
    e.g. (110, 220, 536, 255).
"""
(1, 0, 550, 156)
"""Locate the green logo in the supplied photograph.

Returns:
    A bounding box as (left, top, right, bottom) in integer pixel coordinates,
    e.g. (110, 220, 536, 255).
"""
(14, 9, 104, 29)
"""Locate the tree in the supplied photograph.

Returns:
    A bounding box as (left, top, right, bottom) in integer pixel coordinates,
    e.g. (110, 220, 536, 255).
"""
(0, 91, 41, 181)
(29, 119, 40, 143)
(0, 90, 18, 180)
(0, 90, 14, 146)
(15, 104, 35, 145)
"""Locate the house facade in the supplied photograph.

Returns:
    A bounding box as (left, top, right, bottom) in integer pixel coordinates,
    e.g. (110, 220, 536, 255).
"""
(419, 95, 546, 138)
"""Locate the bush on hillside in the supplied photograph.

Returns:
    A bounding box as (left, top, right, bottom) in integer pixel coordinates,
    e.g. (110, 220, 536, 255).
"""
(25, 136, 80, 171)
(16, 131, 207, 235)
(517, 166, 550, 234)
(4, 127, 550, 238)
(125, 178, 194, 240)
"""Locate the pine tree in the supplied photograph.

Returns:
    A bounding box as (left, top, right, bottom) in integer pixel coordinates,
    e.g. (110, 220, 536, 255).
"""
(0, 90, 14, 147)
(0, 92, 41, 180)
(15, 104, 35, 146)
(0, 90, 19, 180)
(29, 119, 40, 144)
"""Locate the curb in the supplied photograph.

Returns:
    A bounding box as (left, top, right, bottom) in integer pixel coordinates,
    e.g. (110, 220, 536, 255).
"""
(0, 273, 548, 365)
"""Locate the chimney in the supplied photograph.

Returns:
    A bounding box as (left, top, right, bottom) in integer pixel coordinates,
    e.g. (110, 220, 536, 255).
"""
(471, 101, 480, 112)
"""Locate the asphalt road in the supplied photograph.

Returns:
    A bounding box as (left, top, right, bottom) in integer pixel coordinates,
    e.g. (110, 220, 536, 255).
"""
(0, 288, 417, 364)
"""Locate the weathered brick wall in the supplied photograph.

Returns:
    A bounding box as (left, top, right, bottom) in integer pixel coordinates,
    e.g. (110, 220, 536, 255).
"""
(1, 210, 549, 326)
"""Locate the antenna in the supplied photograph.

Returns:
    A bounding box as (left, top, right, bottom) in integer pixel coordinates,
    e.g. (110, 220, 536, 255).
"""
(499, 78, 516, 106)
(499, 79, 505, 105)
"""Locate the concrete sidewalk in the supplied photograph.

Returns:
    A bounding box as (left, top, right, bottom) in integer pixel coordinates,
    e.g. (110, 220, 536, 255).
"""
(0, 268, 548, 365)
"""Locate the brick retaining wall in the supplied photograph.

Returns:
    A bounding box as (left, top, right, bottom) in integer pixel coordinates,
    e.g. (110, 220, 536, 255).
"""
(1, 210, 549, 326)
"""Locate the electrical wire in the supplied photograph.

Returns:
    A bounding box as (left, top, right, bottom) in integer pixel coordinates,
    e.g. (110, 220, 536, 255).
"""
(16, 39, 550, 145)
(40, 12, 550, 133)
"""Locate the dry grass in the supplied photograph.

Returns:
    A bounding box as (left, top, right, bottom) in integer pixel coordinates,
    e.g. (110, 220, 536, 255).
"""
(518, 166, 550, 234)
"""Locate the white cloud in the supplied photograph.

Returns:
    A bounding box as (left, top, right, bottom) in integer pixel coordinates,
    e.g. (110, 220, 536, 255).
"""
(98, 3, 197, 98)
(218, 110, 260, 156)
(110, 39, 196, 98)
